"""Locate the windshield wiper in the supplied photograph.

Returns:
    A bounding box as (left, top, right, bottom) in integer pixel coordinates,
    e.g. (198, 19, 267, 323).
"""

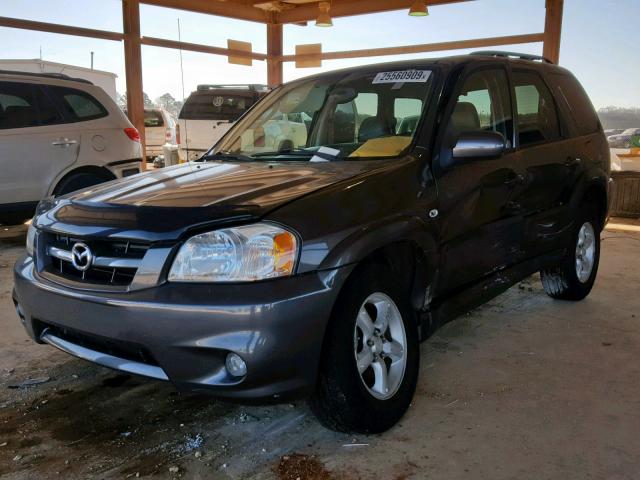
(199, 151, 254, 162)
(251, 149, 342, 162)
(250, 150, 311, 158)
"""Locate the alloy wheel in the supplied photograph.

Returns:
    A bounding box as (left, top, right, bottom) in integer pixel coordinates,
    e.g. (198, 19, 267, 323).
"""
(353, 292, 407, 400)
(575, 221, 596, 283)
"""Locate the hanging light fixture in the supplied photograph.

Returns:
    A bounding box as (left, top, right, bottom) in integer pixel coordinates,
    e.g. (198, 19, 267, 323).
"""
(408, 0, 429, 16)
(316, 2, 333, 27)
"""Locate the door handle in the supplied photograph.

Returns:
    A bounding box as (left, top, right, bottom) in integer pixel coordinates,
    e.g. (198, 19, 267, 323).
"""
(504, 174, 525, 186)
(52, 138, 78, 147)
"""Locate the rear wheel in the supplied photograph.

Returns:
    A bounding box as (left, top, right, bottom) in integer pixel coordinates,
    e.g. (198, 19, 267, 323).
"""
(53, 171, 113, 196)
(309, 263, 419, 433)
(540, 203, 601, 300)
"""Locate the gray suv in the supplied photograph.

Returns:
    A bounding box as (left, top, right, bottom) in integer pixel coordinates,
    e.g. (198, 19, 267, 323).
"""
(13, 52, 611, 433)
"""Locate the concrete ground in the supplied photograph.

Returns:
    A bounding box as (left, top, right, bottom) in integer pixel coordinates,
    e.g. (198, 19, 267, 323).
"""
(0, 221, 639, 479)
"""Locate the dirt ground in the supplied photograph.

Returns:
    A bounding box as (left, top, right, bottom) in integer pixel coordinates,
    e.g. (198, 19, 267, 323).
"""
(1, 221, 639, 480)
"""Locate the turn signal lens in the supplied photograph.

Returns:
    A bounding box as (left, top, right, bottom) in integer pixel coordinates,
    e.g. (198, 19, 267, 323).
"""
(274, 231, 296, 275)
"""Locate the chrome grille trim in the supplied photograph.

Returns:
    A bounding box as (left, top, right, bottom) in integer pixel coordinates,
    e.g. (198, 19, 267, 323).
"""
(47, 245, 142, 269)
(40, 233, 153, 290)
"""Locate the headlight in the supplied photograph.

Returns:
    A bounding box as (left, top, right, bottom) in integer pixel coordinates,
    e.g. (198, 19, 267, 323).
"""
(168, 223, 298, 282)
(26, 222, 37, 257)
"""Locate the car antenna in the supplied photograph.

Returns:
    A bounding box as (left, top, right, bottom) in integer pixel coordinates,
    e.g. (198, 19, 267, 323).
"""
(177, 17, 191, 171)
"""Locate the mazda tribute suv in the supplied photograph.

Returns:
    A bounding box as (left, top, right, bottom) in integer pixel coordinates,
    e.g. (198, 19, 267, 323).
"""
(13, 52, 611, 433)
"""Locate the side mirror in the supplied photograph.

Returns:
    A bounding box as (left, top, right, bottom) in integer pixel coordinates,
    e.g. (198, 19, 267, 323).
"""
(452, 131, 505, 159)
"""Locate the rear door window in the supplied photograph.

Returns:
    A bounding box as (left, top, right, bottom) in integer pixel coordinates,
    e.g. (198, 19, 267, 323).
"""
(513, 71, 561, 146)
(548, 72, 599, 136)
(48, 86, 108, 122)
(0, 81, 64, 129)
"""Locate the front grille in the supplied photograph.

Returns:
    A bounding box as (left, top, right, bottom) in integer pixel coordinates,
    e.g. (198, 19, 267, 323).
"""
(41, 233, 149, 288)
(36, 320, 159, 367)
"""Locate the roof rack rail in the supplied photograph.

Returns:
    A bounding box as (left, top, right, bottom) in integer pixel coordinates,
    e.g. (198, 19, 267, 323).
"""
(196, 84, 269, 92)
(470, 51, 553, 64)
(0, 69, 94, 84)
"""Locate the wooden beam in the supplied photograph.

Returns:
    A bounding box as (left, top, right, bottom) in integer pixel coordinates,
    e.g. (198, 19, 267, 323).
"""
(140, 0, 269, 23)
(266, 23, 283, 87)
(542, 0, 564, 64)
(280, 33, 546, 62)
(141, 36, 267, 60)
(276, 0, 473, 24)
(0, 16, 123, 41)
(122, 0, 147, 168)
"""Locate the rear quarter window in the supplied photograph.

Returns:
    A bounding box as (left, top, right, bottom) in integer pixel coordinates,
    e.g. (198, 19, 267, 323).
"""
(548, 72, 599, 136)
(48, 86, 108, 122)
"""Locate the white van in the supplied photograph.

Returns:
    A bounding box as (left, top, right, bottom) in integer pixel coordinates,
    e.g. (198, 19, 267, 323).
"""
(178, 84, 269, 161)
(0, 70, 143, 224)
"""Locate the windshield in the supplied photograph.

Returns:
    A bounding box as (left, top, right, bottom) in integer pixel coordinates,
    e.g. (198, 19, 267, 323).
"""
(215, 68, 434, 161)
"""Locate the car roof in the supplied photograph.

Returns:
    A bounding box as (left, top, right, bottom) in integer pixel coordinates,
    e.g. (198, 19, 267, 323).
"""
(0, 69, 94, 86)
(280, 51, 572, 86)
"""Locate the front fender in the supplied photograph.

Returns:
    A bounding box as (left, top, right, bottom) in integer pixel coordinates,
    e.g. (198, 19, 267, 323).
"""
(318, 214, 438, 270)
(317, 215, 440, 312)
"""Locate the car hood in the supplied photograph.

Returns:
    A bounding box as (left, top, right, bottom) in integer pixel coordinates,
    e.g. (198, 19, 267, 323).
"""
(35, 161, 382, 241)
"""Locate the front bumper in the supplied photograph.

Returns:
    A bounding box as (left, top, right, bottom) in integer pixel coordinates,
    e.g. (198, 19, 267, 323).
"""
(13, 255, 351, 400)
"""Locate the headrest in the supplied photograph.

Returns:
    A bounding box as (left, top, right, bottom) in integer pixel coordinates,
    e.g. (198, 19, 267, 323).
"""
(450, 101, 480, 134)
(358, 116, 396, 142)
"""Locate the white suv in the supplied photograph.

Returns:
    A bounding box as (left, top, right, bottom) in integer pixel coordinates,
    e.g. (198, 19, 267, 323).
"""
(0, 70, 143, 224)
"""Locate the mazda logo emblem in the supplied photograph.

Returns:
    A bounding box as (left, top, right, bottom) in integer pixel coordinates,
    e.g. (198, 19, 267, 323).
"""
(70, 243, 93, 272)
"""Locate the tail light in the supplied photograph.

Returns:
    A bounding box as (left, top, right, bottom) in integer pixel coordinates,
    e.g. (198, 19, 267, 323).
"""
(175, 124, 181, 145)
(254, 127, 265, 147)
(124, 127, 141, 142)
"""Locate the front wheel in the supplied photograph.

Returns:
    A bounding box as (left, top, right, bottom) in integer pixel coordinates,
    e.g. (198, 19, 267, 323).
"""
(309, 263, 419, 433)
(540, 204, 601, 300)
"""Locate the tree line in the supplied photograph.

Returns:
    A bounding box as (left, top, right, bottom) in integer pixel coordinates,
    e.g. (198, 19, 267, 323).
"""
(116, 92, 184, 118)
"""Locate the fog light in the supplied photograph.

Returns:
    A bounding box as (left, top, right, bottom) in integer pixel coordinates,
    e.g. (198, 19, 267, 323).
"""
(225, 353, 247, 377)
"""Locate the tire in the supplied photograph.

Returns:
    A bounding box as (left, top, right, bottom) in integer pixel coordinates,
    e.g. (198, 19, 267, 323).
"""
(540, 203, 601, 300)
(309, 262, 419, 433)
(53, 172, 112, 196)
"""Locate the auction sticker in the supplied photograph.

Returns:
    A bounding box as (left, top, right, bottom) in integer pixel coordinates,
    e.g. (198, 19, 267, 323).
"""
(372, 70, 431, 84)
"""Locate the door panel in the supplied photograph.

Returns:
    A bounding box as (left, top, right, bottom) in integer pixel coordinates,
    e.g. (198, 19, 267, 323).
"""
(509, 70, 572, 257)
(435, 67, 524, 295)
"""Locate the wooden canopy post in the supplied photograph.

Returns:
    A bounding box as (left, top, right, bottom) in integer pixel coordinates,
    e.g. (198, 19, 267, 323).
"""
(267, 23, 283, 88)
(543, 0, 564, 64)
(122, 0, 147, 167)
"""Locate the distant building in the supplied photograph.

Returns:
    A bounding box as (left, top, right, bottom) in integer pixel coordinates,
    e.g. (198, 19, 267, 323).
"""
(0, 59, 118, 100)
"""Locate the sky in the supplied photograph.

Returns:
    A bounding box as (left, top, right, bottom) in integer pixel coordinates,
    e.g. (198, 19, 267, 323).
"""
(0, 0, 638, 109)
